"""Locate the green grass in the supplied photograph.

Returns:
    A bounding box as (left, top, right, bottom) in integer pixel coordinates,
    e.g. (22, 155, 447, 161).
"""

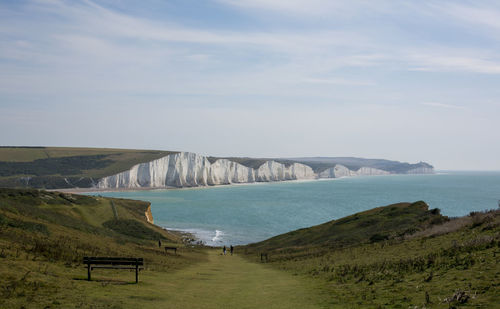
(0, 188, 332, 308)
(0, 248, 331, 308)
(241, 203, 500, 308)
(1, 189, 498, 308)
(245, 201, 446, 251)
(0, 147, 177, 188)
(0, 188, 209, 308)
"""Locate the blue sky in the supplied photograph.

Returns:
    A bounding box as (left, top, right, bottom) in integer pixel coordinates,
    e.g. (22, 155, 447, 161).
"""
(1, 0, 499, 170)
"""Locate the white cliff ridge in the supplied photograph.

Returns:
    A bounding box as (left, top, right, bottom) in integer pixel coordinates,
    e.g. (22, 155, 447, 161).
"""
(97, 152, 434, 189)
(318, 165, 390, 178)
(97, 152, 316, 189)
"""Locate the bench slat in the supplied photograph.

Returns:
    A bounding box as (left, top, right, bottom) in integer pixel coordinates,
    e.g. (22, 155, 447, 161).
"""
(84, 257, 143, 260)
(85, 261, 144, 266)
(91, 266, 144, 270)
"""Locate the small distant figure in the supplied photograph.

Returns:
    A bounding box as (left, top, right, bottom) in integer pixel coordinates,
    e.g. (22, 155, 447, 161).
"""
(158, 239, 162, 248)
(230, 245, 234, 256)
(223, 245, 227, 255)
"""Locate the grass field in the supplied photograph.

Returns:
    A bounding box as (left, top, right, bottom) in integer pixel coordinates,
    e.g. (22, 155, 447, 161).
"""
(0, 147, 176, 188)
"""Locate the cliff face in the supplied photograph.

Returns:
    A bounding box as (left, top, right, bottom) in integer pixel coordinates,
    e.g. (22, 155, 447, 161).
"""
(97, 152, 315, 189)
(405, 167, 435, 174)
(144, 204, 154, 224)
(318, 165, 390, 178)
(97, 152, 434, 189)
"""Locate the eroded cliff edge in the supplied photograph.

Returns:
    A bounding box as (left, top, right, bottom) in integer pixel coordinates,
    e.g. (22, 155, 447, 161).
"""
(97, 152, 434, 189)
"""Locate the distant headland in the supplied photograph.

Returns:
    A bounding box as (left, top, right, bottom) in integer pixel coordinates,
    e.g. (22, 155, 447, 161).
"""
(0, 147, 434, 190)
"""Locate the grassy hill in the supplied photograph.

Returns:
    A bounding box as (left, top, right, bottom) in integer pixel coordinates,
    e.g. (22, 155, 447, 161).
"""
(0, 188, 206, 308)
(245, 201, 446, 251)
(0, 147, 176, 188)
(242, 202, 500, 308)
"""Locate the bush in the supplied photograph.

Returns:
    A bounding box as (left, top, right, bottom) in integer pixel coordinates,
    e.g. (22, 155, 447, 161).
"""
(369, 233, 388, 243)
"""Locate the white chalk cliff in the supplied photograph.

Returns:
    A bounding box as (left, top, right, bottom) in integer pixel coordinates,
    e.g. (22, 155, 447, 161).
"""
(97, 152, 433, 189)
(318, 165, 390, 178)
(97, 152, 316, 189)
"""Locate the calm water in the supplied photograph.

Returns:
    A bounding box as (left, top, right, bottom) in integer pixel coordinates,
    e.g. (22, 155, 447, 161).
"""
(91, 172, 500, 246)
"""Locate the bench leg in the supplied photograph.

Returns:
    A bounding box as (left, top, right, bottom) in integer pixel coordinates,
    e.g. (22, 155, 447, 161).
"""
(135, 265, 138, 283)
(87, 264, 91, 281)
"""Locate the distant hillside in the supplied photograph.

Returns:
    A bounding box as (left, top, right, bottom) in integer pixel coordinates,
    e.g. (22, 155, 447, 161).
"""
(287, 157, 434, 173)
(0, 147, 434, 189)
(0, 147, 176, 188)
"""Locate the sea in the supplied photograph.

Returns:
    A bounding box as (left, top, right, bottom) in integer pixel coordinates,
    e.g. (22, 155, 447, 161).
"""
(90, 171, 500, 246)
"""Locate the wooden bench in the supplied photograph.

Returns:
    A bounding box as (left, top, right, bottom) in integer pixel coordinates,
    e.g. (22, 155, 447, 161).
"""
(164, 246, 177, 255)
(83, 257, 144, 283)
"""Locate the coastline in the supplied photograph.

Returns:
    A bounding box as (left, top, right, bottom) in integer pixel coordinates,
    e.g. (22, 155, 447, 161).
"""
(51, 177, 321, 194)
(49, 173, 428, 195)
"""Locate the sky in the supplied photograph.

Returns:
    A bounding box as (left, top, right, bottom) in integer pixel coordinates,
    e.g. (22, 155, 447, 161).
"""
(0, 0, 499, 170)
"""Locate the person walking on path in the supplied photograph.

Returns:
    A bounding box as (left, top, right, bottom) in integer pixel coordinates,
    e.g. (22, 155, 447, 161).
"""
(223, 246, 227, 255)
(230, 245, 234, 256)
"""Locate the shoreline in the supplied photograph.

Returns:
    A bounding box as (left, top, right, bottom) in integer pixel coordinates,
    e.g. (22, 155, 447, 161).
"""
(50, 173, 436, 195)
(52, 177, 321, 194)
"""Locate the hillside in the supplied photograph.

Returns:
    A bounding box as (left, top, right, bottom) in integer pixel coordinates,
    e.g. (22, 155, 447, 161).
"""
(242, 202, 500, 308)
(0, 188, 207, 307)
(245, 201, 447, 251)
(0, 147, 176, 188)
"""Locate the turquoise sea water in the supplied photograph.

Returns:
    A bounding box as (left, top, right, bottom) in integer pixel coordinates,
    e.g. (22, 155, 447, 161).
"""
(92, 172, 500, 246)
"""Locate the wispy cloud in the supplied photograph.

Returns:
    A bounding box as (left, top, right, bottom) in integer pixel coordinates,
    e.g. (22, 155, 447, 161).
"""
(436, 3, 500, 32)
(303, 78, 375, 86)
(408, 53, 500, 74)
(420, 102, 465, 110)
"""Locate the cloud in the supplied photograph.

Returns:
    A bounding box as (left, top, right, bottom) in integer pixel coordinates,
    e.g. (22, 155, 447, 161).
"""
(303, 78, 375, 86)
(215, 0, 394, 18)
(408, 53, 500, 74)
(420, 102, 465, 110)
(437, 3, 500, 32)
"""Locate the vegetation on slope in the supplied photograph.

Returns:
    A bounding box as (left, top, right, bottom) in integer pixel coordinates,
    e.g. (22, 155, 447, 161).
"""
(0, 188, 206, 308)
(242, 202, 500, 308)
(0, 147, 176, 188)
(246, 201, 446, 251)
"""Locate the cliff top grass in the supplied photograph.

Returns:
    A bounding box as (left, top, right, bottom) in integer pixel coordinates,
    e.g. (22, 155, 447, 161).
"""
(0, 188, 331, 308)
(0, 146, 177, 188)
(241, 203, 500, 308)
(1, 189, 498, 308)
(245, 201, 447, 252)
(0, 188, 210, 308)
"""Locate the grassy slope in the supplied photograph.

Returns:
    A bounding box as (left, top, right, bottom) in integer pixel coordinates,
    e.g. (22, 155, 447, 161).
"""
(0, 188, 331, 308)
(0, 147, 176, 188)
(0, 188, 208, 308)
(242, 202, 500, 308)
(245, 201, 445, 251)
